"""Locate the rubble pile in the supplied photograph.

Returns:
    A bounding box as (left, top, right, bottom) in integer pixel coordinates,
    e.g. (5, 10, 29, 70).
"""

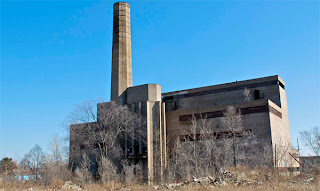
(154, 171, 262, 189)
(61, 181, 82, 191)
(288, 177, 314, 186)
(154, 171, 316, 190)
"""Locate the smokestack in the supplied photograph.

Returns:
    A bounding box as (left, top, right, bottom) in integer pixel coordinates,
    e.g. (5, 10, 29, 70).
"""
(111, 2, 132, 104)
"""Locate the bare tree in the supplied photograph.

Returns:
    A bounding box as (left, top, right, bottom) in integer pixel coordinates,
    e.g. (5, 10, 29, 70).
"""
(48, 134, 63, 165)
(75, 153, 94, 184)
(67, 99, 146, 183)
(98, 156, 118, 183)
(41, 135, 72, 185)
(220, 105, 242, 167)
(19, 157, 29, 171)
(300, 126, 320, 156)
(121, 160, 142, 184)
(243, 87, 251, 102)
(22, 144, 44, 181)
(165, 105, 273, 182)
(166, 114, 234, 181)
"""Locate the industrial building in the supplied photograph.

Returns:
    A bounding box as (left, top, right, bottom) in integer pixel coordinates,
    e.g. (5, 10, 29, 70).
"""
(70, 2, 299, 183)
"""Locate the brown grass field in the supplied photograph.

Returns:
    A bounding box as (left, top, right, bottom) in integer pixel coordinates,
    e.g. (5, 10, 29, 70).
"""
(0, 181, 319, 191)
(1, 169, 319, 191)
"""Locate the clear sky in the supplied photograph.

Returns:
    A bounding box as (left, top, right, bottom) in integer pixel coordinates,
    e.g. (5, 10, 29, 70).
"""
(0, 0, 319, 159)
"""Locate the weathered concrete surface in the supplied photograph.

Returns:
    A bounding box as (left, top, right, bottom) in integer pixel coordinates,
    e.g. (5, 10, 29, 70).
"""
(124, 84, 163, 183)
(111, 2, 132, 104)
(146, 101, 161, 184)
(163, 75, 297, 168)
(163, 75, 284, 112)
(127, 84, 161, 104)
(165, 99, 273, 146)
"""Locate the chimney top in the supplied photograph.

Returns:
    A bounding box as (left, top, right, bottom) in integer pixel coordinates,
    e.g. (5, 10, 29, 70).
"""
(113, 2, 130, 7)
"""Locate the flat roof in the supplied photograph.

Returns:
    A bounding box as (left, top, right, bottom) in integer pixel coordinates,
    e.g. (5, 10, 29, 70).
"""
(162, 75, 285, 97)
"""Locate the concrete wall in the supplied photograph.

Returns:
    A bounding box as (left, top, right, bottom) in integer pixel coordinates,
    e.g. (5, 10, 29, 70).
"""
(125, 84, 162, 183)
(165, 97, 296, 167)
(127, 84, 161, 104)
(278, 85, 291, 145)
(163, 75, 282, 112)
(162, 75, 297, 168)
(269, 91, 298, 168)
(165, 99, 273, 147)
(146, 101, 161, 183)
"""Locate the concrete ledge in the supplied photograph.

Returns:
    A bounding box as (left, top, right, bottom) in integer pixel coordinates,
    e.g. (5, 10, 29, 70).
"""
(127, 84, 161, 104)
(166, 99, 271, 115)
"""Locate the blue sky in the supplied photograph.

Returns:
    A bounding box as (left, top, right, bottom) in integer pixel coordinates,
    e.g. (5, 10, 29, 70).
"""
(0, 0, 319, 159)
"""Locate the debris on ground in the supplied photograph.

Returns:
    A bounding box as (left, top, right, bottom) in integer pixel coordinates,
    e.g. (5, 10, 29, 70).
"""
(155, 171, 252, 189)
(61, 181, 82, 191)
(288, 177, 314, 186)
(154, 170, 316, 190)
(303, 177, 314, 184)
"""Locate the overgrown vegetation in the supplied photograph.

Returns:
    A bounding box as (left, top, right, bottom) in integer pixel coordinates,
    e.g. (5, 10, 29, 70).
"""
(0, 168, 319, 190)
(1, 100, 319, 190)
(68, 100, 147, 184)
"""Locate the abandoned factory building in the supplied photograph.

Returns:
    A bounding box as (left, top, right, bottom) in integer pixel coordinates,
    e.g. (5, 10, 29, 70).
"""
(70, 2, 300, 182)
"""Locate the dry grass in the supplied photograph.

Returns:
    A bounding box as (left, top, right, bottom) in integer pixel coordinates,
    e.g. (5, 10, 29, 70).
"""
(0, 182, 319, 191)
(0, 169, 319, 191)
(0, 181, 319, 191)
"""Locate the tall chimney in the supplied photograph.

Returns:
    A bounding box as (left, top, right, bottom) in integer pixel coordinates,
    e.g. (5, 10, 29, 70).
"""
(111, 2, 132, 104)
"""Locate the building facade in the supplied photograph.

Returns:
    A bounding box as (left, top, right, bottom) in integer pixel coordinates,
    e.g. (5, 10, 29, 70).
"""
(70, 2, 299, 183)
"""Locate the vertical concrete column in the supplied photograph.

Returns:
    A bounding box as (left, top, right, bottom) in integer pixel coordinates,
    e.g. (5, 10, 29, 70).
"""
(160, 102, 167, 179)
(111, 2, 132, 104)
(147, 101, 161, 185)
(146, 101, 154, 184)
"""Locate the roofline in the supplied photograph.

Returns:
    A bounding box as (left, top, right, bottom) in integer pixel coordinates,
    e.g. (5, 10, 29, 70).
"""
(162, 75, 284, 96)
(127, 83, 161, 89)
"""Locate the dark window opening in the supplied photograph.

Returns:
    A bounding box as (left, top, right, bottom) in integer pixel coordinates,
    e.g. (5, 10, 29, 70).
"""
(254, 90, 261, 100)
(163, 96, 174, 101)
(179, 105, 271, 121)
(180, 129, 252, 142)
